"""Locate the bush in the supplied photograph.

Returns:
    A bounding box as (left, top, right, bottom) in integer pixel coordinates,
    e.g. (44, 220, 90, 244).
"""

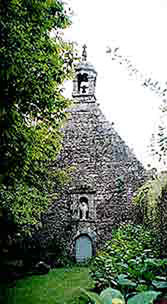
(90, 224, 164, 296)
(73, 287, 162, 304)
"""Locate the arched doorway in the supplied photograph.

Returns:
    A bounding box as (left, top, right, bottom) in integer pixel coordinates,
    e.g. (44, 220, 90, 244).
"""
(75, 235, 92, 263)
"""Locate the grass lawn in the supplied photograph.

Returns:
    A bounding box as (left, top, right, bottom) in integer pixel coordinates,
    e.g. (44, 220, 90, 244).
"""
(1, 267, 94, 304)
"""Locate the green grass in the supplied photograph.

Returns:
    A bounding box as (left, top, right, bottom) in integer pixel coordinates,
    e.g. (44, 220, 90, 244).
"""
(1, 267, 94, 304)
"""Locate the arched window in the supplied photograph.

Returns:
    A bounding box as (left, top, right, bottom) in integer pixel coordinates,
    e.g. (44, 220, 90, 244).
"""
(77, 73, 88, 94)
(79, 196, 89, 220)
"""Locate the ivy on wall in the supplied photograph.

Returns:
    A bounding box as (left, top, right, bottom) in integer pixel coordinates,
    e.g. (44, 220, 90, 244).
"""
(133, 172, 167, 255)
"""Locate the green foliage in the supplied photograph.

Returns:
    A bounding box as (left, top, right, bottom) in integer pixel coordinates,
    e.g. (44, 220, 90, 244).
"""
(133, 173, 167, 255)
(90, 224, 167, 299)
(0, 0, 77, 233)
(78, 288, 105, 304)
(127, 291, 160, 304)
(74, 288, 160, 304)
(106, 224, 157, 260)
(91, 224, 158, 286)
(100, 288, 125, 304)
(133, 173, 167, 223)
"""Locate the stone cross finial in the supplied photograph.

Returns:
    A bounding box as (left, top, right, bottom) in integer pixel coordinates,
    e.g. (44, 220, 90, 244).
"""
(82, 44, 87, 61)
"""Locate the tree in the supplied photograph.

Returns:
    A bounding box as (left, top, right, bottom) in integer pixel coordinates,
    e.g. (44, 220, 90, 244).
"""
(133, 171, 167, 256)
(0, 0, 76, 234)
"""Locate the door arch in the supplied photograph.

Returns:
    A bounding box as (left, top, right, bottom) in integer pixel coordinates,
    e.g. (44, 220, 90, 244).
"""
(75, 235, 92, 262)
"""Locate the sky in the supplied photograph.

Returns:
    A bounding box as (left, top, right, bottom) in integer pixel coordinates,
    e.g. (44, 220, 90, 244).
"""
(63, 0, 167, 170)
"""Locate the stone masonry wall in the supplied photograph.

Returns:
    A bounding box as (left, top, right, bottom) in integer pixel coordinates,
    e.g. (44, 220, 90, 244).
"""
(41, 98, 146, 259)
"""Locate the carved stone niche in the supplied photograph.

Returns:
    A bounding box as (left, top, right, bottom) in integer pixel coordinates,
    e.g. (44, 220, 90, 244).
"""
(70, 187, 96, 221)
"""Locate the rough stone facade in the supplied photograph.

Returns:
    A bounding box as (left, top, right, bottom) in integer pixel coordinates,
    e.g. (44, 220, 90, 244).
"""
(41, 46, 146, 262)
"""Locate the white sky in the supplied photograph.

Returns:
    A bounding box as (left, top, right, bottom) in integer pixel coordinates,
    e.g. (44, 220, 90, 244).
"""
(63, 0, 167, 170)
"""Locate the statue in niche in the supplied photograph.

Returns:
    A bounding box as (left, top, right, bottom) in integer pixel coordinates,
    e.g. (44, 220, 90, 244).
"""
(79, 197, 89, 220)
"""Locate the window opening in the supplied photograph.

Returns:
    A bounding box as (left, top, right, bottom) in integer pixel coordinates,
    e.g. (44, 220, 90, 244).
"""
(78, 73, 88, 94)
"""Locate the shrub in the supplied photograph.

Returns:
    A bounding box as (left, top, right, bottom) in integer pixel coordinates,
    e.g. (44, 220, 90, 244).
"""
(90, 224, 164, 296)
(74, 287, 162, 304)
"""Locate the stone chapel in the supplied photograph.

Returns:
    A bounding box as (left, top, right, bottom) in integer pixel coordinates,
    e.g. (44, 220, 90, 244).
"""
(42, 46, 146, 262)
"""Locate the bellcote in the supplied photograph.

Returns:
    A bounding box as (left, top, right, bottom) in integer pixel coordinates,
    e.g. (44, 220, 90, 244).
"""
(72, 45, 97, 103)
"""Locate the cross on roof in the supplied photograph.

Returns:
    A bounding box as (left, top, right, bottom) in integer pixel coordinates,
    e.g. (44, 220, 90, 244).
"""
(82, 44, 87, 61)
